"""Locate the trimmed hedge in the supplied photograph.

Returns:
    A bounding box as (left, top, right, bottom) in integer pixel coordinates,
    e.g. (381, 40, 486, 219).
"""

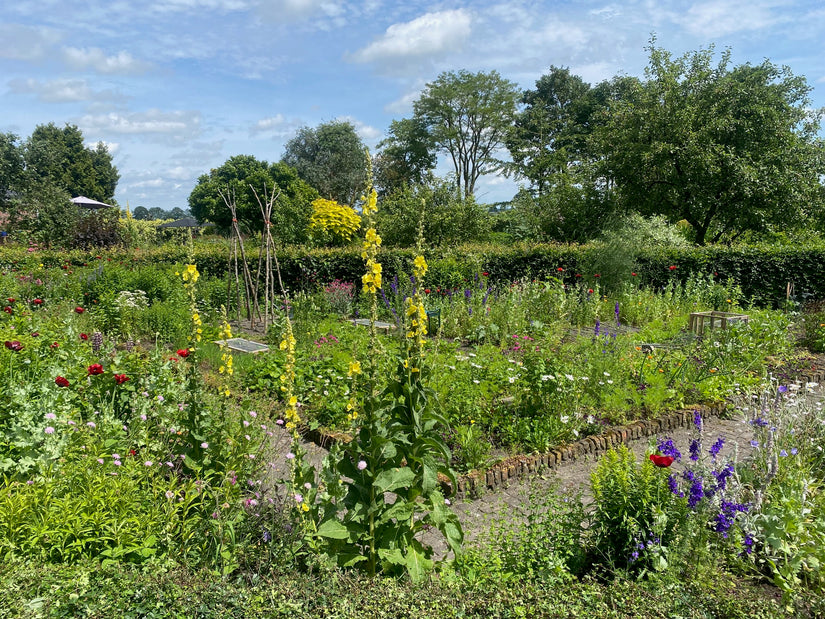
(2, 241, 824, 307)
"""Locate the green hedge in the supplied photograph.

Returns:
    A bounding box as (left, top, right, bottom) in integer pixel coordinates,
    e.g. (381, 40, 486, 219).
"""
(0, 559, 802, 618)
(3, 241, 824, 307)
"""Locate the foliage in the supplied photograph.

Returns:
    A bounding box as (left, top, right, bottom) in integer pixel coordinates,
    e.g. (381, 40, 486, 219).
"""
(309, 198, 361, 245)
(597, 42, 825, 245)
(377, 179, 490, 247)
(589, 445, 688, 571)
(188, 155, 318, 239)
(412, 70, 520, 199)
(22, 122, 119, 203)
(282, 120, 368, 206)
(373, 117, 436, 195)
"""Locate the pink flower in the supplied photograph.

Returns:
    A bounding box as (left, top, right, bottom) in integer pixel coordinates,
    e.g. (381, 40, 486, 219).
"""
(75, 306, 85, 314)
(357, 460, 367, 471)
(44, 426, 55, 434)
(144, 461, 153, 466)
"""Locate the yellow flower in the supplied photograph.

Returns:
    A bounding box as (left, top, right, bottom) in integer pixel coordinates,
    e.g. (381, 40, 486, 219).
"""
(347, 360, 362, 376)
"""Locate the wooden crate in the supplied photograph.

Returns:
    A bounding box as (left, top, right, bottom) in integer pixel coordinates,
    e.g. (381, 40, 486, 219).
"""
(688, 311, 749, 336)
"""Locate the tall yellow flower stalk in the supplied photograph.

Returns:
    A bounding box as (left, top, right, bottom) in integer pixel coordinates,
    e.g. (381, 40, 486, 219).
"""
(181, 264, 202, 344)
(359, 154, 382, 383)
(279, 318, 300, 434)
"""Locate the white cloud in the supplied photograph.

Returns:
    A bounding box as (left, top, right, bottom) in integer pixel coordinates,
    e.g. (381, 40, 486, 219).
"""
(0, 24, 62, 61)
(8, 77, 124, 104)
(129, 178, 166, 189)
(256, 0, 347, 23)
(337, 116, 381, 142)
(63, 47, 151, 74)
(351, 10, 472, 66)
(250, 113, 304, 136)
(78, 110, 203, 142)
(677, 1, 785, 37)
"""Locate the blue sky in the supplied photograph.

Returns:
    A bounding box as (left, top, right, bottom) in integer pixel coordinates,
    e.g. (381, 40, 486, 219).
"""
(2, 0, 824, 210)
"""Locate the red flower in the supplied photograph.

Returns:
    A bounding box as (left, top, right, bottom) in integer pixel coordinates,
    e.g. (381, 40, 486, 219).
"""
(87, 363, 104, 376)
(4, 340, 23, 351)
(176, 348, 190, 358)
(424, 288, 431, 294)
(482, 272, 489, 277)
(6, 298, 14, 303)
(649, 454, 675, 468)
(631, 272, 637, 277)
(594, 274, 600, 278)
(128, 449, 137, 456)
(50, 342, 59, 349)
(587, 288, 594, 294)
(55, 376, 70, 388)
(75, 307, 85, 314)
(80, 333, 88, 341)
(669, 265, 677, 271)
(575, 273, 582, 278)
(31, 332, 39, 337)
(169, 357, 179, 362)
(2, 306, 11, 314)
(114, 373, 130, 385)
(557, 267, 564, 272)
(32, 298, 43, 305)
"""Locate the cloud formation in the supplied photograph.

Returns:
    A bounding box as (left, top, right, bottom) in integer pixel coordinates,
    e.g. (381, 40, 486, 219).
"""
(63, 47, 152, 74)
(351, 9, 472, 69)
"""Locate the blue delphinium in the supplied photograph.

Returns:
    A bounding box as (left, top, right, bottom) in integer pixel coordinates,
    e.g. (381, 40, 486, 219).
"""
(689, 438, 701, 462)
(709, 437, 725, 460)
(657, 437, 682, 461)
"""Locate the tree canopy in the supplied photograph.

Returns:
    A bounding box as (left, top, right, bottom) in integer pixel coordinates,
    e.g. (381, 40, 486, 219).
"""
(23, 123, 119, 203)
(373, 117, 435, 196)
(412, 70, 520, 200)
(281, 120, 368, 206)
(188, 155, 318, 243)
(596, 43, 824, 245)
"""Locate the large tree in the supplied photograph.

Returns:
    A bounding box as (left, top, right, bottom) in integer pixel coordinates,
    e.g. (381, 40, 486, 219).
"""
(412, 70, 520, 200)
(24, 123, 119, 202)
(373, 117, 435, 196)
(506, 66, 596, 196)
(281, 120, 368, 206)
(188, 155, 318, 243)
(598, 43, 824, 245)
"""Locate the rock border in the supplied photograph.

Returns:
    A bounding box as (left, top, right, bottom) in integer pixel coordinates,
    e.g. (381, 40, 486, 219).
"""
(298, 369, 825, 500)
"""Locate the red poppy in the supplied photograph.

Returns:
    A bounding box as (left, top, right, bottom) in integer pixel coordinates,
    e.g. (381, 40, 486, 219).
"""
(32, 298, 43, 305)
(587, 288, 594, 294)
(2, 306, 11, 314)
(631, 272, 637, 277)
(176, 349, 190, 358)
(50, 342, 59, 349)
(87, 363, 104, 376)
(557, 267, 564, 272)
(649, 454, 675, 468)
(4, 340, 23, 351)
(75, 307, 85, 314)
(114, 373, 130, 385)
(55, 376, 70, 388)
(128, 449, 137, 456)
(424, 288, 431, 294)
(80, 333, 88, 341)
(669, 265, 677, 271)
(482, 272, 489, 277)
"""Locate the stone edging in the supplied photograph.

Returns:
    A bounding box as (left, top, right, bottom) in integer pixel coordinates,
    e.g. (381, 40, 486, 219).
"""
(296, 369, 825, 500)
(448, 368, 825, 499)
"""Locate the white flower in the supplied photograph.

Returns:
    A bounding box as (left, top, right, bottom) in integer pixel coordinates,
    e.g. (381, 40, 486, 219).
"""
(565, 374, 575, 381)
(541, 374, 555, 381)
(603, 372, 611, 377)
(508, 376, 517, 383)
(560, 415, 569, 424)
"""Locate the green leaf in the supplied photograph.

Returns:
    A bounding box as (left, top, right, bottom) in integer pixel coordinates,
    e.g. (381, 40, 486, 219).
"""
(373, 467, 415, 494)
(316, 518, 349, 540)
